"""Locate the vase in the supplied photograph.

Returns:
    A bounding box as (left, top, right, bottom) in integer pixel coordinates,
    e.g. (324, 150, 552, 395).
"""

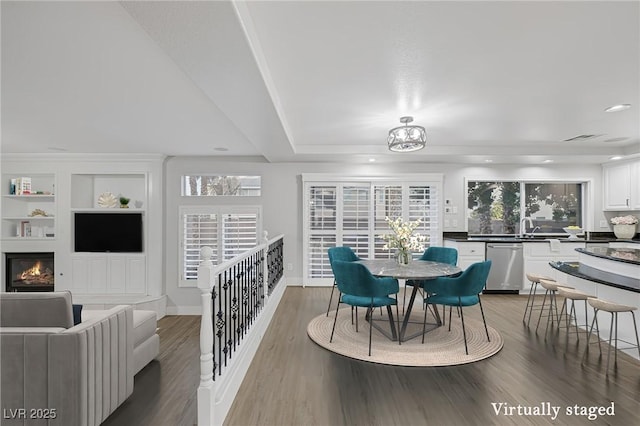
(613, 224, 636, 239)
(397, 249, 412, 266)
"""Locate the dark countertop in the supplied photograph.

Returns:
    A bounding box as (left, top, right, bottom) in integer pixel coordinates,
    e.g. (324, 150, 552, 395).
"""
(443, 232, 639, 244)
(576, 247, 640, 265)
(550, 261, 640, 293)
(443, 237, 638, 243)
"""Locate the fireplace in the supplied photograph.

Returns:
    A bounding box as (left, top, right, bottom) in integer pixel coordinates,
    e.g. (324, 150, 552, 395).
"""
(5, 252, 54, 292)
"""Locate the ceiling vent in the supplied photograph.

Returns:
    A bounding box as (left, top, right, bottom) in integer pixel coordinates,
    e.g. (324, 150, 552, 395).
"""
(603, 137, 629, 143)
(563, 134, 603, 142)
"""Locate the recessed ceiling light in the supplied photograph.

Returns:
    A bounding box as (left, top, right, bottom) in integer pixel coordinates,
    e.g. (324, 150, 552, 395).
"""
(604, 104, 631, 113)
(484, 159, 493, 163)
(368, 158, 376, 162)
(543, 159, 554, 163)
(213, 147, 229, 152)
(609, 156, 623, 160)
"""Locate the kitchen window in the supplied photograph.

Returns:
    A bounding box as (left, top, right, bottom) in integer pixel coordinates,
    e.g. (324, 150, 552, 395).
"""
(467, 181, 584, 235)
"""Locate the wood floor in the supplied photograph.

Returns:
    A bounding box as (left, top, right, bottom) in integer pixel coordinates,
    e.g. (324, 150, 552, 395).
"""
(105, 287, 640, 426)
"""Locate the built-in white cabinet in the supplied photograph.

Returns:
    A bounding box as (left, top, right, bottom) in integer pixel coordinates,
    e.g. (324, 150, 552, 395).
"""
(523, 241, 585, 285)
(1, 154, 164, 300)
(68, 254, 146, 294)
(444, 240, 485, 270)
(603, 160, 640, 210)
(1, 174, 56, 240)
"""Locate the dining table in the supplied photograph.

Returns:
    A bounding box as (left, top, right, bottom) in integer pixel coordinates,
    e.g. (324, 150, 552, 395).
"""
(357, 258, 462, 342)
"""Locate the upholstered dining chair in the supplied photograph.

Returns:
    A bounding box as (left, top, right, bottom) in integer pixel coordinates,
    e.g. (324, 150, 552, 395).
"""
(421, 260, 492, 355)
(404, 246, 458, 312)
(330, 260, 400, 356)
(326, 247, 360, 316)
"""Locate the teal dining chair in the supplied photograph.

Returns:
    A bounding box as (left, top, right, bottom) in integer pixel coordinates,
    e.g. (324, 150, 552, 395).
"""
(326, 247, 360, 316)
(404, 246, 458, 312)
(421, 260, 492, 355)
(330, 260, 400, 356)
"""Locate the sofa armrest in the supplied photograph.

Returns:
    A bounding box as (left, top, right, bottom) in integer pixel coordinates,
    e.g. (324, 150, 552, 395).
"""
(0, 305, 134, 426)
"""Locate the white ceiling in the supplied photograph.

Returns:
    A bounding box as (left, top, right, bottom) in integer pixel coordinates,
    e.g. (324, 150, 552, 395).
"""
(2, 1, 639, 164)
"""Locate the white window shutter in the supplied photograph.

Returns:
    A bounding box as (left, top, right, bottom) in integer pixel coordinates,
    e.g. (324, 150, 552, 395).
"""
(182, 213, 218, 280)
(222, 213, 258, 260)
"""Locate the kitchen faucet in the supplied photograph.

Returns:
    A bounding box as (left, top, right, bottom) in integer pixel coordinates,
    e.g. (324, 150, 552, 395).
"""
(520, 217, 534, 238)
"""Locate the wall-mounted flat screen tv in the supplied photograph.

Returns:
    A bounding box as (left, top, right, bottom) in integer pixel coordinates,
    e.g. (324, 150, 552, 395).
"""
(74, 212, 143, 253)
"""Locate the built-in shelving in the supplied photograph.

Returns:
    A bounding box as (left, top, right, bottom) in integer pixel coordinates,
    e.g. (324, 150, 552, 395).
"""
(2, 174, 56, 239)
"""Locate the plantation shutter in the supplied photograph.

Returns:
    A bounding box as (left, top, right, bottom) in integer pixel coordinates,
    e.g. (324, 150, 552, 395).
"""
(302, 175, 443, 285)
(409, 185, 441, 246)
(182, 212, 218, 280)
(222, 213, 258, 260)
(179, 206, 261, 287)
(373, 185, 403, 259)
(342, 186, 370, 259)
(308, 185, 337, 278)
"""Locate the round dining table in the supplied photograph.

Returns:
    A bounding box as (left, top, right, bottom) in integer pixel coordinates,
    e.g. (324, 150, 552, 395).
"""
(357, 259, 462, 342)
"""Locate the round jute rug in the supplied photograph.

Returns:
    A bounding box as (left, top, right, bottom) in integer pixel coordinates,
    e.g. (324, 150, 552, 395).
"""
(307, 308, 503, 366)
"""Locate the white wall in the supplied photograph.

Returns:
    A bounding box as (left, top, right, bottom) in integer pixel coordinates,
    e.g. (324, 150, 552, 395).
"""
(164, 157, 607, 313)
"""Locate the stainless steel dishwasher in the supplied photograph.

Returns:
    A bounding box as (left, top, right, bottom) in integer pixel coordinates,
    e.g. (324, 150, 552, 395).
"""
(484, 242, 523, 293)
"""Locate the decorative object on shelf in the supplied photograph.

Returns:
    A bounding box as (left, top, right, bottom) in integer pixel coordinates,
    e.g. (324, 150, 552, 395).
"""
(9, 178, 16, 195)
(15, 177, 32, 195)
(380, 216, 427, 265)
(29, 209, 49, 217)
(97, 192, 118, 208)
(387, 116, 427, 152)
(562, 226, 583, 240)
(611, 215, 638, 240)
(119, 196, 130, 208)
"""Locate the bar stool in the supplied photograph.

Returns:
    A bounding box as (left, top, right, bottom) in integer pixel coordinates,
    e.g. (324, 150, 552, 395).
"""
(556, 287, 594, 340)
(583, 298, 640, 374)
(536, 279, 573, 334)
(523, 273, 554, 326)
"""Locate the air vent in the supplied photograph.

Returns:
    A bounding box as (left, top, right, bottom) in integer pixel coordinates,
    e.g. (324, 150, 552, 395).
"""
(563, 134, 603, 142)
(603, 137, 629, 143)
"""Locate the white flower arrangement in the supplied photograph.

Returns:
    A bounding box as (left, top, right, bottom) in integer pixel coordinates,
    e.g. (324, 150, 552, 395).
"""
(610, 215, 638, 225)
(380, 216, 427, 253)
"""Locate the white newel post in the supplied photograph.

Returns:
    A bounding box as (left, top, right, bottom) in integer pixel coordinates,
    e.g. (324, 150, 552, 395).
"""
(262, 231, 269, 305)
(197, 246, 215, 426)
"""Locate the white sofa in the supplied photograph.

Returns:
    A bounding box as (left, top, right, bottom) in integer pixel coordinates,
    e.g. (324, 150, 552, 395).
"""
(0, 291, 159, 425)
(83, 308, 159, 375)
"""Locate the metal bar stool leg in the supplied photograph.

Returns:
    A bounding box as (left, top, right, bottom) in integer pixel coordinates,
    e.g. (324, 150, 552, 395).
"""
(535, 290, 549, 332)
(631, 311, 640, 359)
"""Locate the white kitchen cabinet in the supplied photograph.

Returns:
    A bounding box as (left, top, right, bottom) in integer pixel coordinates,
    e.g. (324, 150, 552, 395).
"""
(603, 160, 640, 210)
(523, 242, 584, 289)
(68, 254, 146, 294)
(444, 240, 485, 270)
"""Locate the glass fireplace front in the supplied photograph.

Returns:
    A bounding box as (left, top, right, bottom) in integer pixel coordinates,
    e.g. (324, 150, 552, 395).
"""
(5, 252, 54, 292)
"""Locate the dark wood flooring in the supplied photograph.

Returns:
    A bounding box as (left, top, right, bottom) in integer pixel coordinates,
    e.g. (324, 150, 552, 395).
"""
(105, 288, 640, 426)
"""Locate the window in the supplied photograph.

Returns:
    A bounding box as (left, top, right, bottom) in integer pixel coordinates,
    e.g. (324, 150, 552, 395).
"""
(303, 175, 443, 284)
(182, 175, 261, 196)
(179, 206, 261, 286)
(467, 180, 584, 235)
(524, 183, 583, 233)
